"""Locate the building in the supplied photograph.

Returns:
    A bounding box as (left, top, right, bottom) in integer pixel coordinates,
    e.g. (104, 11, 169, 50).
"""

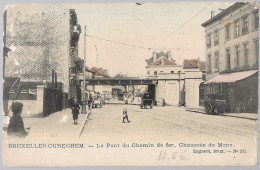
(146, 52, 203, 107)
(201, 2, 258, 112)
(146, 51, 175, 66)
(202, 2, 258, 80)
(90, 67, 110, 78)
(183, 58, 206, 81)
(3, 4, 81, 116)
(89, 67, 112, 99)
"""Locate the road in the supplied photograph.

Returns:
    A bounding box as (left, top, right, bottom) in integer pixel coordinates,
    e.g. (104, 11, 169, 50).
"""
(81, 104, 257, 146)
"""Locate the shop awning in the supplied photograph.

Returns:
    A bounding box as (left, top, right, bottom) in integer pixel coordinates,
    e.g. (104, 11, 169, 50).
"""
(205, 70, 258, 84)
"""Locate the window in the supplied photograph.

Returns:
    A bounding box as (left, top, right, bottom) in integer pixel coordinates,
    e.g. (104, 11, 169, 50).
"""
(225, 24, 230, 40)
(242, 16, 249, 34)
(235, 46, 240, 68)
(207, 33, 211, 48)
(154, 71, 157, 76)
(255, 40, 259, 64)
(243, 43, 249, 66)
(254, 11, 259, 29)
(226, 49, 231, 70)
(234, 20, 240, 37)
(214, 30, 219, 45)
(147, 71, 150, 75)
(214, 52, 219, 71)
(207, 54, 212, 73)
(171, 71, 174, 74)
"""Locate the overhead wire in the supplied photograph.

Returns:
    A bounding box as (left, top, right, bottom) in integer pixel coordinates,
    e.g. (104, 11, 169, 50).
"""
(85, 4, 256, 53)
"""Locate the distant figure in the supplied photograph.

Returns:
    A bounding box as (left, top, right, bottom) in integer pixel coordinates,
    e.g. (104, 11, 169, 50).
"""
(7, 102, 29, 137)
(71, 99, 80, 125)
(162, 98, 165, 106)
(122, 102, 130, 123)
(69, 95, 75, 107)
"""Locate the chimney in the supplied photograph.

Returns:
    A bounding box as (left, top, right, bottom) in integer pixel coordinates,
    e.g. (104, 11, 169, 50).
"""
(211, 11, 215, 18)
(167, 51, 171, 61)
(153, 52, 157, 62)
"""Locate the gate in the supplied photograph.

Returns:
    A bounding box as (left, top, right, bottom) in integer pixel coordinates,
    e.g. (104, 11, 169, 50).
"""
(43, 88, 63, 117)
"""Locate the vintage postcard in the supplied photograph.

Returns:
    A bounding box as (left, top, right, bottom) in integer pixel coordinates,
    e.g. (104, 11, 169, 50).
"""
(1, 1, 259, 166)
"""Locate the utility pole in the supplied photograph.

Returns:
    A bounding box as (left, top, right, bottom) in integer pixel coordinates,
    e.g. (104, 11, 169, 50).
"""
(81, 26, 87, 114)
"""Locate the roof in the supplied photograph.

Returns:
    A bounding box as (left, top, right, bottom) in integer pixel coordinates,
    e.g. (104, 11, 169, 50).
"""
(183, 58, 205, 71)
(90, 67, 110, 77)
(146, 51, 175, 65)
(183, 59, 200, 69)
(205, 70, 258, 84)
(149, 56, 176, 66)
(201, 2, 246, 27)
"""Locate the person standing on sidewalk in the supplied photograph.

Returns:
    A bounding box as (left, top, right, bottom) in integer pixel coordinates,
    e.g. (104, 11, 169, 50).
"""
(122, 102, 130, 123)
(7, 102, 29, 137)
(71, 99, 80, 125)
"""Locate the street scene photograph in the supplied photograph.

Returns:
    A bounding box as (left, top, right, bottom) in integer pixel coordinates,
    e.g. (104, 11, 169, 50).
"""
(1, 1, 259, 166)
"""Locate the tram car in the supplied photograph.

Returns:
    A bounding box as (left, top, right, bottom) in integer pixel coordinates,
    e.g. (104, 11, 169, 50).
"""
(140, 92, 153, 109)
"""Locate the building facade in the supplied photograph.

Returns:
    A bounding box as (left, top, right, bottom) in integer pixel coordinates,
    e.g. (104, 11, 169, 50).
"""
(146, 53, 203, 107)
(3, 4, 81, 116)
(201, 2, 258, 113)
(202, 2, 258, 81)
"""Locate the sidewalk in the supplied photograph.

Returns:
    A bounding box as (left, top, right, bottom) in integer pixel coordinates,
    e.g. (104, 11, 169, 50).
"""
(185, 107, 258, 120)
(3, 108, 89, 140)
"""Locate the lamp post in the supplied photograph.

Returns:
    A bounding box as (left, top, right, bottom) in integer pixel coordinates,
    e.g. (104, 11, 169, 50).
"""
(81, 26, 87, 114)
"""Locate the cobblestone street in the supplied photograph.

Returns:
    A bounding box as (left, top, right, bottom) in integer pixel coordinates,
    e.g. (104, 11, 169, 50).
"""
(81, 104, 258, 145)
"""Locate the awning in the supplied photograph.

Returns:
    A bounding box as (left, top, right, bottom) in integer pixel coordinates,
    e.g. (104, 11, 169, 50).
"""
(205, 70, 258, 84)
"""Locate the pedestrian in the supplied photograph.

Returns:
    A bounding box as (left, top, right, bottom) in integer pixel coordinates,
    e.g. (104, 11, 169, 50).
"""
(71, 98, 80, 125)
(122, 102, 130, 123)
(7, 102, 29, 137)
(69, 95, 74, 107)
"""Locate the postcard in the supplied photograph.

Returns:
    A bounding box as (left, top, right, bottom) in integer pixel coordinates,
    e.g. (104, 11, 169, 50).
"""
(2, 1, 258, 166)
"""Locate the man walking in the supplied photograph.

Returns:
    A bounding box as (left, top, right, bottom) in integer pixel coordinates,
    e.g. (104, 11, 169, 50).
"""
(122, 102, 130, 123)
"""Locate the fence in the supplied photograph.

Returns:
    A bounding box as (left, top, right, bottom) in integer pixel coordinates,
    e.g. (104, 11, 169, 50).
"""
(43, 88, 63, 117)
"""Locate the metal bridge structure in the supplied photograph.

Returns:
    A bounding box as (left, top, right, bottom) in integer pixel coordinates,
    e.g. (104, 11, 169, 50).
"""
(76, 73, 157, 86)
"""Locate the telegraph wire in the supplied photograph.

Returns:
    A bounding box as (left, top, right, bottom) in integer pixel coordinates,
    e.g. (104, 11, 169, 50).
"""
(85, 4, 256, 51)
(86, 34, 150, 50)
(164, 5, 208, 38)
(86, 34, 180, 51)
(182, 5, 256, 47)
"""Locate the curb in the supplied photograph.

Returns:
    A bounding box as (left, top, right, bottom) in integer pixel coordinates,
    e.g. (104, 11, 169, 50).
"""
(78, 109, 91, 138)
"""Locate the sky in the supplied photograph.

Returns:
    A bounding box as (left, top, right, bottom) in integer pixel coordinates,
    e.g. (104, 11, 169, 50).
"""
(63, 2, 234, 77)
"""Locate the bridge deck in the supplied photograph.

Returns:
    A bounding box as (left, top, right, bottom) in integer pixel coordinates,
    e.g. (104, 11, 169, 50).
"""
(84, 78, 157, 85)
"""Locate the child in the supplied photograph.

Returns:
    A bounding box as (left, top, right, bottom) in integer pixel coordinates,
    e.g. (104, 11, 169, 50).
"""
(7, 102, 29, 137)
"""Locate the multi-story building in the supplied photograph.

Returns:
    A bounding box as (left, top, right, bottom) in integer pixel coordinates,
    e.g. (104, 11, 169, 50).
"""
(3, 4, 81, 116)
(202, 2, 258, 80)
(201, 2, 258, 113)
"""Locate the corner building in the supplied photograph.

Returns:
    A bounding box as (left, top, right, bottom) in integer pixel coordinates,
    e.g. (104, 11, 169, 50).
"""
(201, 2, 258, 113)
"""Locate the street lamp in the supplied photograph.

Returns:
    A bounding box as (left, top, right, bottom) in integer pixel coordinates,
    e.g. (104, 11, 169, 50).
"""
(81, 26, 87, 114)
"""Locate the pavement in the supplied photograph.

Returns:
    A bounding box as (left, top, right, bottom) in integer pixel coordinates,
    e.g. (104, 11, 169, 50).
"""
(3, 108, 90, 141)
(185, 107, 258, 120)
